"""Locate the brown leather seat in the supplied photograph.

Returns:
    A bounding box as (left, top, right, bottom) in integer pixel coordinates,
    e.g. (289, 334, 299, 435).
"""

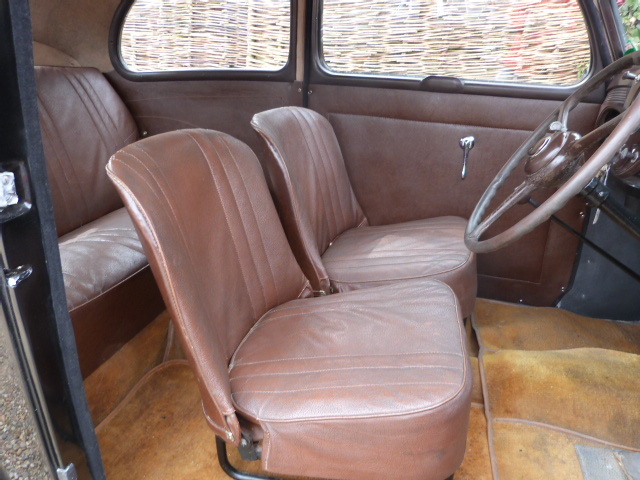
(251, 106, 476, 317)
(35, 66, 164, 376)
(106, 129, 472, 480)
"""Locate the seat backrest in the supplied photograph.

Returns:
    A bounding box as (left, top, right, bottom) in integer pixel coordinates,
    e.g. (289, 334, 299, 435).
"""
(252, 107, 367, 293)
(35, 66, 138, 236)
(106, 129, 312, 443)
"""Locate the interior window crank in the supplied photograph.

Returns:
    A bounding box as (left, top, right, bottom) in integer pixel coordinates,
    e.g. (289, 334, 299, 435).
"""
(459, 136, 475, 179)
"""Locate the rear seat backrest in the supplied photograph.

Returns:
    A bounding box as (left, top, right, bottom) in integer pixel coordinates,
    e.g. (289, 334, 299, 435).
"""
(35, 66, 138, 236)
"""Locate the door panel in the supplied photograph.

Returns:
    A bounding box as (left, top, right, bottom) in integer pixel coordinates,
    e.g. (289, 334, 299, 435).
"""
(107, 74, 304, 157)
(309, 84, 600, 305)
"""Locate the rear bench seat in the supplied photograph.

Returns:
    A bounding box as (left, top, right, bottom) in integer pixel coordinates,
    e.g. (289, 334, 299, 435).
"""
(35, 65, 164, 377)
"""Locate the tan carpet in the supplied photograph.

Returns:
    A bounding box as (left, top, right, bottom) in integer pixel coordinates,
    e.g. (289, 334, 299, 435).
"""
(473, 300, 640, 479)
(85, 312, 171, 425)
(475, 299, 640, 354)
(491, 420, 602, 480)
(96, 361, 222, 480)
(454, 406, 492, 480)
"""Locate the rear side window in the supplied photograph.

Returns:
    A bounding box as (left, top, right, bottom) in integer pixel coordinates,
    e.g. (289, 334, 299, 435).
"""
(321, 0, 592, 86)
(120, 0, 291, 73)
(619, 0, 640, 49)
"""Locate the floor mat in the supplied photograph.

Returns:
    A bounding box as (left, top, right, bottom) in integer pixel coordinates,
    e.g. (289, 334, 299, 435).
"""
(473, 301, 640, 479)
(475, 299, 640, 354)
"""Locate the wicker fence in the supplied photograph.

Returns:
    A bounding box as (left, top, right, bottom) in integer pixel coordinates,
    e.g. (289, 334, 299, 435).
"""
(121, 0, 291, 71)
(122, 0, 591, 86)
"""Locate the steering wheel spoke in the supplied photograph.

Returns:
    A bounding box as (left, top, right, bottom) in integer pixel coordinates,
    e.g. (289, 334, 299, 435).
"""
(569, 114, 624, 155)
(474, 181, 534, 240)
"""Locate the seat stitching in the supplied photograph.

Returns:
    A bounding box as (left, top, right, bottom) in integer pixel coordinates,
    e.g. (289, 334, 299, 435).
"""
(37, 96, 89, 225)
(328, 252, 473, 283)
(232, 381, 461, 395)
(251, 119, 329, 289)
(230, 364, 462, 381)
(289, 108, 338, 249)
(79, 70, 120, 134)
(59, 71, 114, 219)
(313, 110, 362, 235)
(76, 70, 121, 148)
(300, 109, 350, 234)
(247, 302, 457, 331)
(218, 136, 273, 308)
(121, 145, 216, 317)
(184, 131, 261, 319)
(233, 351, 462, 368)
(337, 224, 467, 237)
(61, 70, 116, 152)
(263, 291, 451, 314)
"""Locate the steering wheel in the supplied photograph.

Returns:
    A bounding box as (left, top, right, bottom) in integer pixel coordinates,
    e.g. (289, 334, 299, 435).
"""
(465, 52, 640, 254)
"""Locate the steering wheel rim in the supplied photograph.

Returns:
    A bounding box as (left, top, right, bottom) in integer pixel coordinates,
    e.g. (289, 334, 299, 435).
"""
(465, 52, 640, 254)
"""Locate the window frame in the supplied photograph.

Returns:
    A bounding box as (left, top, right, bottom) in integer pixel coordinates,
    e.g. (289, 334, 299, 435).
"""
(109, 0, 298, 82)
(310, 0, 607, 101)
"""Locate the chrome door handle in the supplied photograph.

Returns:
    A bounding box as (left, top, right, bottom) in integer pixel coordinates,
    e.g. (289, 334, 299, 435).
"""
(459, 136, 475, 179)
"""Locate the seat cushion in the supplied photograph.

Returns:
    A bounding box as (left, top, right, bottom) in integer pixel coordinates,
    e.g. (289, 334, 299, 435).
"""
(230, 279, 472, 480)
(59, 207, 147, 311)
(321, 216, 477, 317)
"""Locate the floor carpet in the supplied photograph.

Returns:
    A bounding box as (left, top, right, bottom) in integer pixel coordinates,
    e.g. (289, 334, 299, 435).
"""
(473, 299, 640, 480)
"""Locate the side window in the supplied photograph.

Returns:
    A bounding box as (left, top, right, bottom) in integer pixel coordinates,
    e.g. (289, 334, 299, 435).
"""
(321, 0, 592, 86)
(619, 0, 640, 50)
(120, 0, 291, 73)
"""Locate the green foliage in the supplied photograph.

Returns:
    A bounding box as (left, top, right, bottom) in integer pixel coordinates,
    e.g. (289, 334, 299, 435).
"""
(620, 0, 640, 47)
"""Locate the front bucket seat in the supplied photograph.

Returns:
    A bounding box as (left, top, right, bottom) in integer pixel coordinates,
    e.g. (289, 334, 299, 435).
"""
(106, 129, 472, 480)
(252, 107, 476, 317)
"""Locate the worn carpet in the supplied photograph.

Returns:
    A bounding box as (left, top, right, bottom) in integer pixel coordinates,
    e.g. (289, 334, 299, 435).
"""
(474, 299, 640, 480)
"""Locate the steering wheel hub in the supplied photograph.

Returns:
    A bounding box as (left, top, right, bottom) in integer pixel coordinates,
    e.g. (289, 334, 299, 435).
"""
(524, 131, 580, 176)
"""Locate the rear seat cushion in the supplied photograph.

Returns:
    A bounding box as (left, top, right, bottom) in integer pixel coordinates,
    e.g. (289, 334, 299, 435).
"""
(35, 66, 138, 236)
(58, 207, 147, 311)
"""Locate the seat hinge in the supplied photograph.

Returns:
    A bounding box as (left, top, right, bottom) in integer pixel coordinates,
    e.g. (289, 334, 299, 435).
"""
(238, 434, 261, 461)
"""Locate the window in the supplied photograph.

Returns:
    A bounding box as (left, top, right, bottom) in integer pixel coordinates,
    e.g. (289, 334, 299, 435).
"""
(321, 0, 592, 86)
(618, 0, 640, 51)
(120, 0, 291, 73)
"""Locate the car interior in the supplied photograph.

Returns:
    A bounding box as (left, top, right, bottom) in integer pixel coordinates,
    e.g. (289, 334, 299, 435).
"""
(5, 0, 640, 478)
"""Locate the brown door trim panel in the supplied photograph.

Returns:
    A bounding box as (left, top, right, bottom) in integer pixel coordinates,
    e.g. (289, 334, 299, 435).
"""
(309, 84, 597, 305)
